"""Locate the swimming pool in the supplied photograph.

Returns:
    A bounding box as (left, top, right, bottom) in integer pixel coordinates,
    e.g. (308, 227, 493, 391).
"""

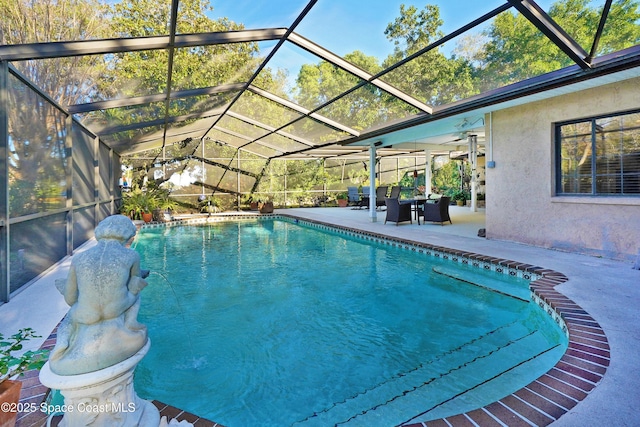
(133, 218, 567, 426)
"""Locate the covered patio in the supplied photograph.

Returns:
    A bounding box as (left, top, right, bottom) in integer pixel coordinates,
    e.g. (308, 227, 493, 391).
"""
(282, 204, 486, 240)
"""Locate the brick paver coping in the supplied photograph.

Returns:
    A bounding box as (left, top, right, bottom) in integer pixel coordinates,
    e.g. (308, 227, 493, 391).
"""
(15, 215, 608, 426)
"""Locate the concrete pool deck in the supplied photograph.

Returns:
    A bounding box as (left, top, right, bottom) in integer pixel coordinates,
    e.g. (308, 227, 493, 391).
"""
(3, 206, 639, 426)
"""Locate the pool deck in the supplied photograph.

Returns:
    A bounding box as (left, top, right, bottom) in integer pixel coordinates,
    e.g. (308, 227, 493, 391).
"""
(3, 206, 639, 426)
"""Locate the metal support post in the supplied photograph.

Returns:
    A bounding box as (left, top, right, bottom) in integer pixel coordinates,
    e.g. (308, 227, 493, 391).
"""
(369, 143, 377, 222)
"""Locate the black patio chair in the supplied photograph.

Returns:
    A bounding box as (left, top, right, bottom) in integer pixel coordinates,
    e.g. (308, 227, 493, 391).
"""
(375, 186, 388, 210)
(418, 196, 452, 225)
(389, 185, 401, 199)
(384, 198, 412, 225)
(358, 186, 370, 209)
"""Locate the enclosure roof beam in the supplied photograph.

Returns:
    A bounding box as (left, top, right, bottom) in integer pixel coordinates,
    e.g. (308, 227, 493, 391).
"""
(224, 110, 318, 148)
(94, 108, 225, 135)
(246, 85, 360, 136)
(209, 126, 286, 156)
(587, 0, 613, 62)
(0, 29, 288, 61)
(117, 129, 210, 155)
(68, 83, 245, 113)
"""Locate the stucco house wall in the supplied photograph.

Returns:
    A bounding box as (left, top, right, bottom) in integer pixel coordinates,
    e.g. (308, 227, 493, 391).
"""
(486, 76, 640, 261)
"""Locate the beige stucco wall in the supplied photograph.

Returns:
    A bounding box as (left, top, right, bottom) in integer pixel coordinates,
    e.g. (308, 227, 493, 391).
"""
(486, 76, 640, 261)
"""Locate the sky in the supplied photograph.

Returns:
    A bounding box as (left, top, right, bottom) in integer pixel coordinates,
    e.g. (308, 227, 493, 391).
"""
(209, 0, 558, 60)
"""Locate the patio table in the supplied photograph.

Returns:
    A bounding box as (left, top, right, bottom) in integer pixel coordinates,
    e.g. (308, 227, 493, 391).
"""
(400, 195, 428, 225)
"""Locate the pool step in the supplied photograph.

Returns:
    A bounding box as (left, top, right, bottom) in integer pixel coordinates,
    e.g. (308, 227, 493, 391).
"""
(432, 265, 531, 302)
(292, 323, 553, 427)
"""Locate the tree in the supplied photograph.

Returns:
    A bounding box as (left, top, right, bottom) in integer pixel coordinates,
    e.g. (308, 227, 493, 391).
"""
(381, 4, 476, 106)
(1, 0, 110, 216)
(596, 0, 640, 55)
(476, 0, 640, 90)
(90, 0, 266, 136)
(0, 0, 110, 106)
(101, 0, 291, 187)
(294, 51, 387, 133)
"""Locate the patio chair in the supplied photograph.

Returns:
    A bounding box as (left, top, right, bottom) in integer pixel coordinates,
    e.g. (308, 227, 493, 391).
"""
(418, 196, 452, 225)
(358, 186, 370, 209)
(389, 185, 401, 199)
(384, 198, 412, 225)
(375, 186, 388, 210)
(347, 187, 361, 207)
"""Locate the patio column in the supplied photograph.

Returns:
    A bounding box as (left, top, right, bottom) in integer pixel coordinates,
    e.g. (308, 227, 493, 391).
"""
(369, 143, 377, 222)
(424, 149, 432, 195)
(468, 134, 478, 212)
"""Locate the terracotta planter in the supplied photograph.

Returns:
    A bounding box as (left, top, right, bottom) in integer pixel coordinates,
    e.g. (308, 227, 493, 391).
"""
(0, 380, 22, 427)
(337, 199, 348, 207)
(249, 202, 259, 211)
(259, 202, 274, 213)
(141, 212, 153, 223)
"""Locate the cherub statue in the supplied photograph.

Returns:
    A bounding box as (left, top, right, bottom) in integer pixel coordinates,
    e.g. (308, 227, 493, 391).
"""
(49, 215, 149, 375)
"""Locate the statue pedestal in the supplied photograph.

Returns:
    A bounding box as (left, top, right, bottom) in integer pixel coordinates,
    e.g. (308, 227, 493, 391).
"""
(39, 339, 160, 427)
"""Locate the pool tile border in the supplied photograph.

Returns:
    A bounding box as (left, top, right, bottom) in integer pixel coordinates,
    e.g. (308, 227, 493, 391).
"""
(16, 214, 609, 427)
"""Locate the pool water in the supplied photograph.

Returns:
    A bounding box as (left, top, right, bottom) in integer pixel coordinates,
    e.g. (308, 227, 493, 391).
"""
(133, 219, 567, 427)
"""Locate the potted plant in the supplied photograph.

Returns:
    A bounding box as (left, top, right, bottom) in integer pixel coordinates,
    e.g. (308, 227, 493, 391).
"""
(153, 194, 177, 222)
(151, 185, 178, 222)
(451, 190, 467, 206)
(336, 192, 348, 207)
(246, 196, 259, 211)
(1, 328, 49, 427)
(121, 188, 157, 222)
(259, 199, 274, 214)
(477, 192, 486, 208)
(201, 196, 219, 214)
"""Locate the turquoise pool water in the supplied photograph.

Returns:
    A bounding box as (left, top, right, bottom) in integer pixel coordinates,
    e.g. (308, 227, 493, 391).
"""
(133, 219, 567, 427)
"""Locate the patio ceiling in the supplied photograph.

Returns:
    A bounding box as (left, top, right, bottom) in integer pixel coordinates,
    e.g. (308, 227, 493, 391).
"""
(1, 0, 639, 161)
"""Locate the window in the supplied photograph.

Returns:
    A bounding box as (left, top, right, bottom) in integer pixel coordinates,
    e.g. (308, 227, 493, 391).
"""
(557, 110, 640, 196)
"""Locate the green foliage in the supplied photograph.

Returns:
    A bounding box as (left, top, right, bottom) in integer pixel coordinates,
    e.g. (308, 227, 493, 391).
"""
(9, 176, 66, 217)
(121, 183, 176, 219)
(477, 0, 640, 89)
(451, 189, 468, 202)
(256, 159, 328, 205)
(1, 0, 111, 103)
(384, 4, 444, 51)
(296, 51, 391, 133)
(8, 179, 36, 217)
(122, 188, 155, 219)
(382, 4, 476, 106)
(432, 158, 462, 195)
(97, 0, 265, 126)
(0, 328, 49, 384)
